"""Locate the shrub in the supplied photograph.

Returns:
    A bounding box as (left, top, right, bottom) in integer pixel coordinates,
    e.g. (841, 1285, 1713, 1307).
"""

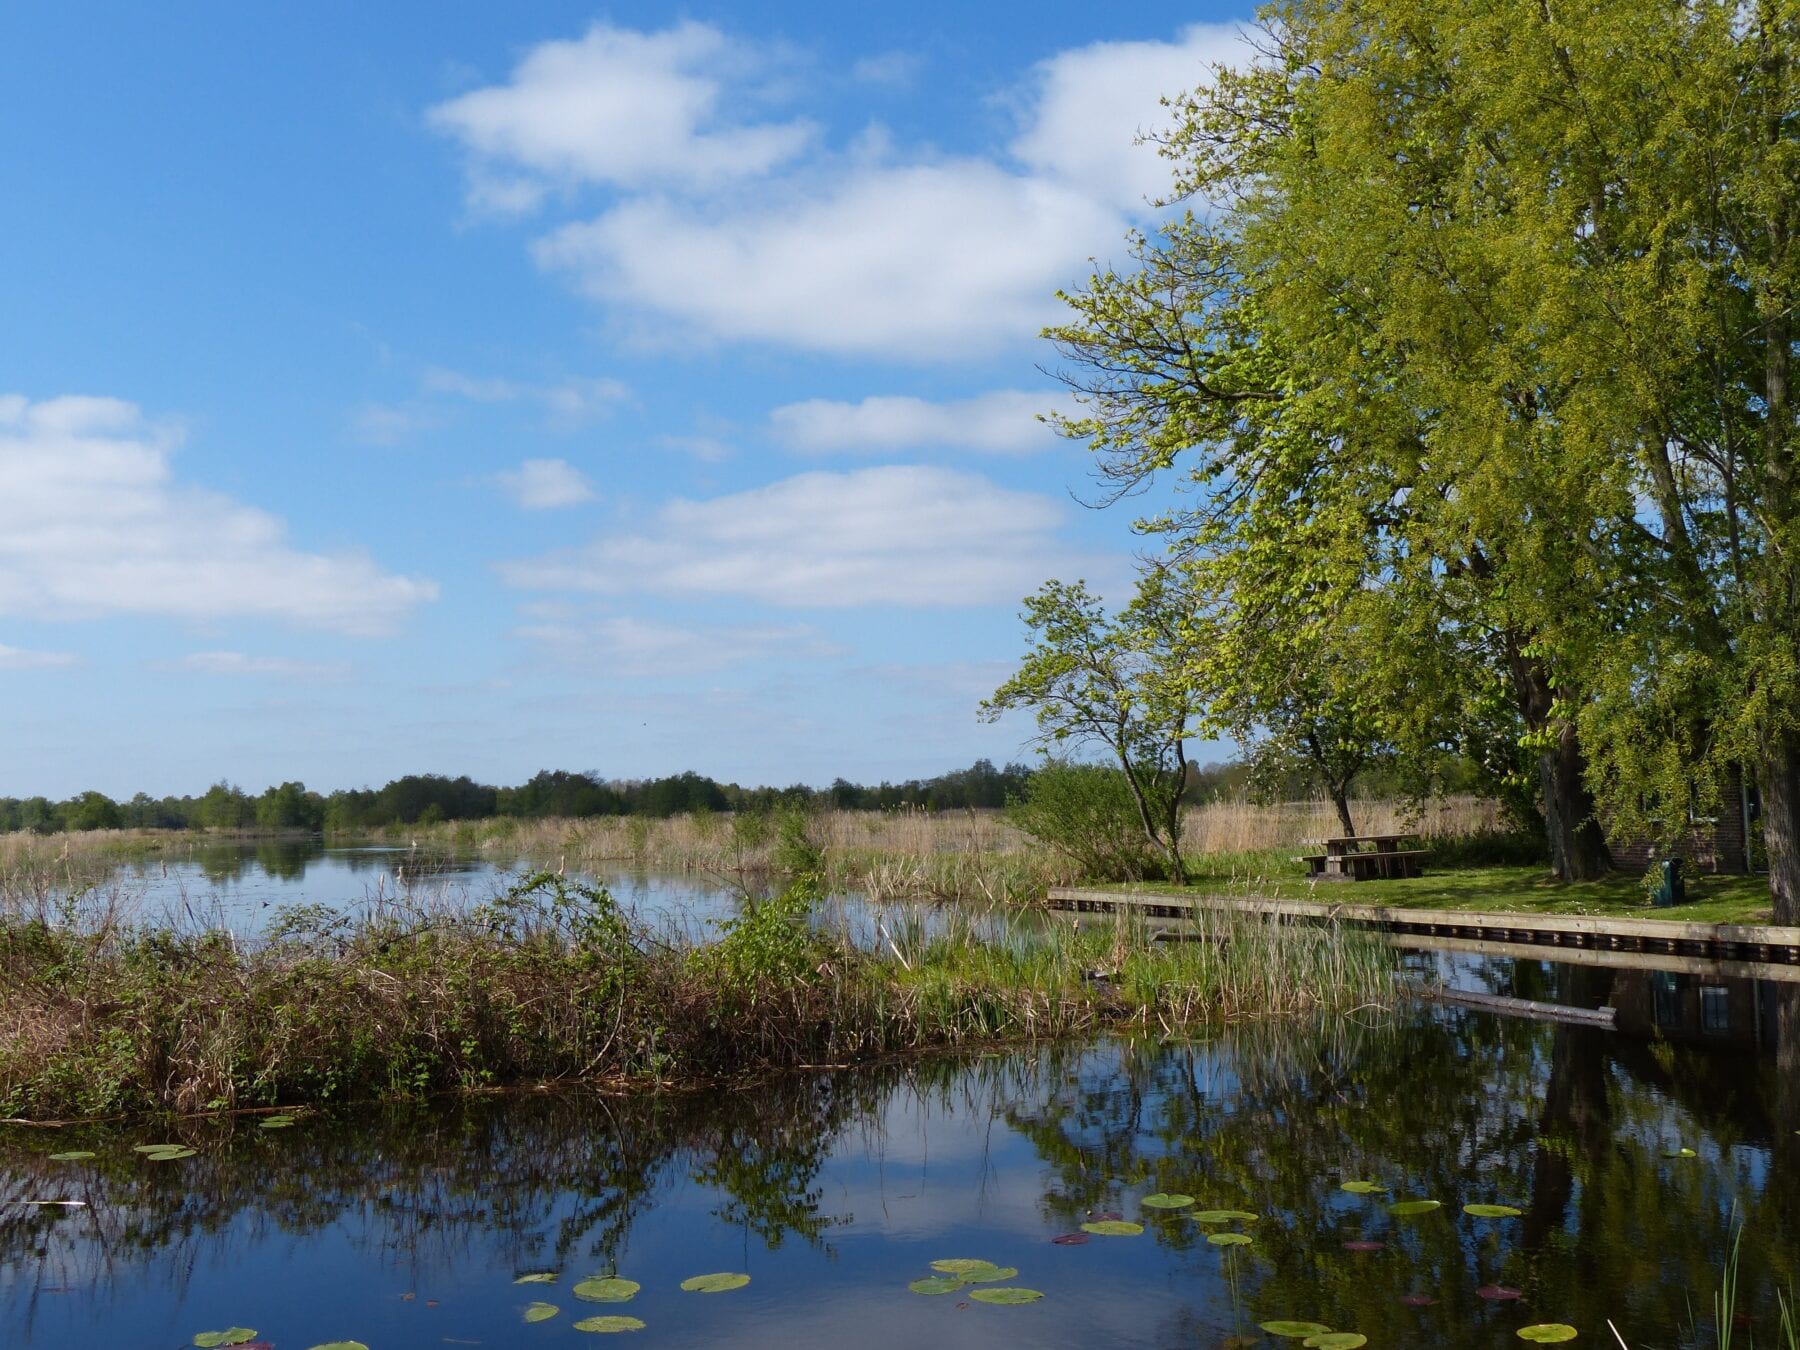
(1006, 761, 1164, 882)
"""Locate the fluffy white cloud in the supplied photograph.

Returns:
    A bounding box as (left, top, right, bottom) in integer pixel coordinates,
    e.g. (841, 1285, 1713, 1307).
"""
(497, 457, 597, 510)
(535, 162, 1119, 359)
(0, 643, 78, 671)
(0, 394, 437, 634)
(168, 651, 350, 679)
(515, 615, 840, 676)
(428, 21, 815, 197)
(433, 21, 1244, 359)
(1011, 23, 1248, 209)
(500, 465, 1099, 607)
(770, 390, 1066, 455)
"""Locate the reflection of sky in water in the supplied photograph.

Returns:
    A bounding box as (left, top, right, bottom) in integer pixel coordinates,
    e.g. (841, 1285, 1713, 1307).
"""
(4, 1010, 1797, 1349)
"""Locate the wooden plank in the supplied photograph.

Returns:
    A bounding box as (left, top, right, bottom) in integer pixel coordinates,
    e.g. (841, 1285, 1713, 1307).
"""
(1044, 886, 1800, 954)
(1411, 985, 1619, 1027)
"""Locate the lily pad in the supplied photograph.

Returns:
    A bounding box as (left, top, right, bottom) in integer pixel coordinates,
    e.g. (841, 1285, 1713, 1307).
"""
(1518, 1326, 1579, 1343)
(1049, 1232, 1089, 1245)
(908, 1276, 965, 1295)
(194, 1332, 258, 1348)
(1342, 1240, 1384, 1252)
(968, 1287, 1044, 1305)
(1339, 1181, 1385, 1195)
(1664, 1147, 1698, 1159)
(305, 1343, 371, 1350)
(1140, 1193, 1194, 1209)
(1260, 1322, 1333, 1339)
(573, 1316, 645, 1334)
(1388, 1199, 1442, 1217)
(573, 1277, 640, 1302)
(1477, 1285, 1524, 1301)
(146, 1147, 198, 1161)
(1080, 1220, 1145, 1236)
(133, 1143, 181, 1153)
(1465, 1203, 1524, 1218)
(524, 1302, 560, 1323)
(1208, 1232, 1252, 1246)
(48, 1151, 96, 1161)
(929, 1259, 1012, 1280)
(515, 1272, 559, 1284)
(1192, 1210, 1259, 1223)
(1401, 1294, 1438, 1307)
(680, 1272, 750, 1293)
(1087, 1209, 1123, 1221)
(259, 1116, 296, 1131)
(1304, 1336, 1368, 1350)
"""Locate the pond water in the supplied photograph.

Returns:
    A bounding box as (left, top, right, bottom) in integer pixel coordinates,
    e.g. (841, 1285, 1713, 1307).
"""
(4, 988, 1798, 1348)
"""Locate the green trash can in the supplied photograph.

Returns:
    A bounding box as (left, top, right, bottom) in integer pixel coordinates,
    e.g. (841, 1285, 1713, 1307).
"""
(1650, 858, 1687, 907)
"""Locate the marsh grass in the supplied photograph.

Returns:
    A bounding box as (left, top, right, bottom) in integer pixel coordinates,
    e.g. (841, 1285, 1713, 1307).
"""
(0, 871, 1392, 1121)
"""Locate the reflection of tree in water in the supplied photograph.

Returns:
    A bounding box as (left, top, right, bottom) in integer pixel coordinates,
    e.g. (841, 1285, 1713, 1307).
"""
(1004, 1001, 1800, 1345)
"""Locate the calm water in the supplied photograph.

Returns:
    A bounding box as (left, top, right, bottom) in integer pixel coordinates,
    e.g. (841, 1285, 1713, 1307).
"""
(4, 988, 1798, 1349)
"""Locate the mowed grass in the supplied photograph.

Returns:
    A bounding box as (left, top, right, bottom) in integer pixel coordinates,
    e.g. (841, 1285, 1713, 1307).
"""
(1121, 865, 1778, 927)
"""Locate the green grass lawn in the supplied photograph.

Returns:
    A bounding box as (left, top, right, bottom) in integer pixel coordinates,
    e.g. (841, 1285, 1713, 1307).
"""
(1121, 864, 1778, 927)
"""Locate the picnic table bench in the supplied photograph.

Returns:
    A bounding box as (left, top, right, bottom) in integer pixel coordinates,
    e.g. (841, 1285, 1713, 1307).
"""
(1296, 832, 1427, 882)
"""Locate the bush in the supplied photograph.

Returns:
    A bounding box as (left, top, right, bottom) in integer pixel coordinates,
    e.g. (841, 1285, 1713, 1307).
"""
(1006, 761, 1164, 882)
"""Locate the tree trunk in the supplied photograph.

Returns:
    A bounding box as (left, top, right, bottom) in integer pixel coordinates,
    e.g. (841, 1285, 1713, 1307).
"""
(1759, 731, 1800, 927)
(1330, 789, 1356, 838)
(1503, 635, 1613, 880)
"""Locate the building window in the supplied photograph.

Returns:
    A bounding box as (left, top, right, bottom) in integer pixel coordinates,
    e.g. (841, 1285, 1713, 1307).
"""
(1652, 972, 1681, 1029)
(1699, 984, 1730, 1035)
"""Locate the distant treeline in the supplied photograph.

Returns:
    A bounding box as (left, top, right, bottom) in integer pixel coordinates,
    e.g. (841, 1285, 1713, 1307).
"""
(0, 760, 1039, 835)
(0, 752, 1495, 838)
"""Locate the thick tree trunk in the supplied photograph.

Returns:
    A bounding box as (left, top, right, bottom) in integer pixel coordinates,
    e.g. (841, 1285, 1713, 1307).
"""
(1330, 790, 1356, 838)
(1503, 636, 1613, 881)
(1758, 732, 1800, 927)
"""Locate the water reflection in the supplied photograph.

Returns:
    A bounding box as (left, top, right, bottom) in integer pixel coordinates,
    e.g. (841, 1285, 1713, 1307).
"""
(2, 1006, 1797, 1348)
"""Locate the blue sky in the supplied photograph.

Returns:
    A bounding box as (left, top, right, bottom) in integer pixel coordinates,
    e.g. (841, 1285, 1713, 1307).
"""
(0, 2, 1248, 799)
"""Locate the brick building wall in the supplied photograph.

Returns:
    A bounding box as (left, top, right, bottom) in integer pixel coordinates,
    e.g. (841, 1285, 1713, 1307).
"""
(1606, 765, 1751, 875)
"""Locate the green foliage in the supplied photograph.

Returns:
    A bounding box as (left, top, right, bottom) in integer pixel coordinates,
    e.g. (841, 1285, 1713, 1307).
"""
(1005, 760, 1164, 882)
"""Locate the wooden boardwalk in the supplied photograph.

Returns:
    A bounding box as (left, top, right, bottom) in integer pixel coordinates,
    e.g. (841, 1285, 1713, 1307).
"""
(1046, 887, 1800, 983)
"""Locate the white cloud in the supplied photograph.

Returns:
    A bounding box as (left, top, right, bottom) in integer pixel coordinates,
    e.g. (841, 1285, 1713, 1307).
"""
(535, 162, 1120, 360)
(428, 21, 815, 197)
(515, 615, 840, 676)
(0, 643, 78, 671)
(770, 390, 1066, 456)
(497, 457, 597, 510)
(499, 464, 1102, 607)
(421, 368, 631, 428)
(1011, 23, 1249, 209)
(851, 51, 922, 87)
(0, 394, 437, 635)
(350, 402, 441, 446)
(168, 651, 350, 679)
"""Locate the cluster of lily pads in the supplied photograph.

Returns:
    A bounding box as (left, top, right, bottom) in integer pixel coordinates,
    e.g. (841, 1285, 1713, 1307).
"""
(193, 1336, 360, 1350)
(45, 1114, 306, 1169)
(509, 1267, 752, 1333)
(906, 1257, 1043, 1304)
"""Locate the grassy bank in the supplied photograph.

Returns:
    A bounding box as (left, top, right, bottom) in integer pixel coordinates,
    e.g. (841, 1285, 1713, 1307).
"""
(0, 870, 1391, 1122)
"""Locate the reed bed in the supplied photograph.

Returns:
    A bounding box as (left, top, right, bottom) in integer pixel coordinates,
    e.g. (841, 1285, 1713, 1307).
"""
(0, 871, 1392, 1121)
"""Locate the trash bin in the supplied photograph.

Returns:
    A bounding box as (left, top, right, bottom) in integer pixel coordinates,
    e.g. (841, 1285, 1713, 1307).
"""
(1650, 858, 1687, 907)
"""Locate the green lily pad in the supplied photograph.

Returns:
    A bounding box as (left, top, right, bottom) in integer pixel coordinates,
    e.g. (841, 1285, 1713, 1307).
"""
(1518, 1326, 1579, 1343)
(1208, 1232, 1252, 1246)
(1193, 1210, 1259, 1223)
(929, 1259, 1014, 1281)
(133, 1143, 181, 1153)
(48, 1151, 96, 1161)
(680, 1272, 750, 1293)
(305, 1343, 371, 1350)
(573, 1316, 645, 1333)
(145, 1147, 197, 1161)
(1388, 1199, 1442, 1216)
(1141, 1192, 1195, 1209)
(260, 1116, 296, 1130)
(1261, 1322, 1333, 1339)
(515, 1272, 559, 1284)
(969, 1287, 1044, 1305)
(1304, 1336, 1368, 1349)
(908, 1276, 965, 1295)
(1339, 1181, 1385, 1195)
(1080, 1220, 1145, 1236)
(524, 1302, 560, 1323)
(573, 1277, 640, 1302)
(193, 1332, 257, 1348)
(1664, 1147, 1697, 1159)
(1465, 1203, 1524, 1218)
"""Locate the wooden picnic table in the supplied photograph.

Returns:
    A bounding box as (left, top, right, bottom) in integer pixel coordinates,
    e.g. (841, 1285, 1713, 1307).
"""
(1299, 832, 1428, 881)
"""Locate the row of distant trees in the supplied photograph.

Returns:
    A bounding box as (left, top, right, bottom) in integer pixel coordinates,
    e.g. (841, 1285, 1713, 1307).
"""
(0, 755, 1494, 839)
(0, 759, 1047, 835)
